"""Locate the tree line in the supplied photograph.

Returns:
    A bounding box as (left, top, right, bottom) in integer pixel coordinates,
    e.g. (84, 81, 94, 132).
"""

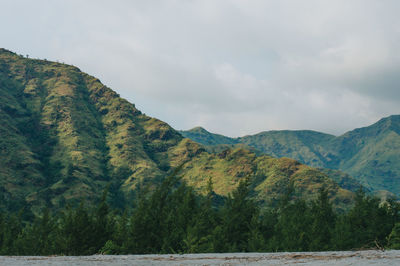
(1, 169, 400, 255)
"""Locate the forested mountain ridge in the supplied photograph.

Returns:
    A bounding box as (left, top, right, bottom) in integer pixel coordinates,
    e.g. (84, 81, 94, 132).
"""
(0, 48, 355, 213)
(181, 115, 400, 194)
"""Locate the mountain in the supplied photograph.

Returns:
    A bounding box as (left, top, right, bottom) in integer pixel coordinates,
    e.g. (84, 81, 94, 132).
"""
(239, 130, 336, 167)
(0, 49, 355, 213)
(179, 126, 239, 146)
(180, 116, 400, 194)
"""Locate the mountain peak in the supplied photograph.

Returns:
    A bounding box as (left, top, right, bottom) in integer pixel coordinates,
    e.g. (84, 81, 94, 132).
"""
(188, 126, 209, 133)
(374, 114, 399, 125)
(350, 114, 400, 137)
(0, 48, 13, 53)
(180, 127, 238, 145)
(0, 48, 17, 56)
(385, 115, 400, 135)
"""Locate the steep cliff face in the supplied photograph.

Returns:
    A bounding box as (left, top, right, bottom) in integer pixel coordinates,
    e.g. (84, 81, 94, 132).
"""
(0, 49, 354, 212)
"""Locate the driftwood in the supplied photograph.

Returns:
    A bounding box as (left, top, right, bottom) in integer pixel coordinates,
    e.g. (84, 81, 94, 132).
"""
(374, 239, 385, 252)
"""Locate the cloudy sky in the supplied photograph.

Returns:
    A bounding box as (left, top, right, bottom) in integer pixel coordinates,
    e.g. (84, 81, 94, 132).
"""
(2, 0, 400, 136)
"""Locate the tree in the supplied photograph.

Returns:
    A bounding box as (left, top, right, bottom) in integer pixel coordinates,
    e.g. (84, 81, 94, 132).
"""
(309, 188, 336, 250)
(127, 165, 189, 254)
(183, 177, 216, 253)
(0, 213, 23, 254)
(274, 199, 311, 251)
(110, 211, 129, 253)
(161, 183, 197, 253)
(14, 208, 55, 255)
(218, 177, 259, 252)
(271, 182, 312, 251)
(93, 188, 114, 252)
(388, 223, 400, 249)
(58, 202, 95, 255)
(334, 188, 393, 250)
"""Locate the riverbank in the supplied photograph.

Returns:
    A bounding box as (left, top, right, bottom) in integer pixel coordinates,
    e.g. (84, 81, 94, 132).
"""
(1, 250, 400, 265)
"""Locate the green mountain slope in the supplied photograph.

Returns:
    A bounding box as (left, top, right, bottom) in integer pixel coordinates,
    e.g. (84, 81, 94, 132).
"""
(0, 48, 184, 211)
(332, 115, 400, 192)
(238, 130, 336, 167)
(181, 116, 400, 194)
(0, 49, 355, 212)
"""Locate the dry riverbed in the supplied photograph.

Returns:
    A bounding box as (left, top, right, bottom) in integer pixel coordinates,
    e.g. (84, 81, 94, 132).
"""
(2, 250, 400, 265)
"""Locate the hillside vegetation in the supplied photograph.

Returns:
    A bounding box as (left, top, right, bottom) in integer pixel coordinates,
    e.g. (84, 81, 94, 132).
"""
(1, 176, 399, 255)
(181, 116, 400, 194)
(0, 49, 355, 213)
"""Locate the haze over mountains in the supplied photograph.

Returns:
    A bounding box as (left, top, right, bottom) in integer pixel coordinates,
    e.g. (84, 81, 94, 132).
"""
(0, 49, 359, 213)
(181, 115, 400, 194)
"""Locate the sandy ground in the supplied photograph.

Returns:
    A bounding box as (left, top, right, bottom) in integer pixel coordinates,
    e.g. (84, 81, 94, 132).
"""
(1, 250, 400, 265)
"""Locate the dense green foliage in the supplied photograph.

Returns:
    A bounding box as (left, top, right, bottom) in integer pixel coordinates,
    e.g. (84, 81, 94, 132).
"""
(0, 49, 356, 213)
(0, 174, 399, 255)
(181, 116, 400, 194)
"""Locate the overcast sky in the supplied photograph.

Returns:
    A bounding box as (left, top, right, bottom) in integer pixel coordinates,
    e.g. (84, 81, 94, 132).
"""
(2, 0, 400, 136)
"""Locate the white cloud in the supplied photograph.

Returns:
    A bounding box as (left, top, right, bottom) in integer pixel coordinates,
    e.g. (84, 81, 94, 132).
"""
(1, 0, 399, 136)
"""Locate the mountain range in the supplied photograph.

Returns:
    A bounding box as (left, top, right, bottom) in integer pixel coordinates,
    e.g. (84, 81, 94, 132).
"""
(0, 48, 389, 213)
(180, 115, 400, 195)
